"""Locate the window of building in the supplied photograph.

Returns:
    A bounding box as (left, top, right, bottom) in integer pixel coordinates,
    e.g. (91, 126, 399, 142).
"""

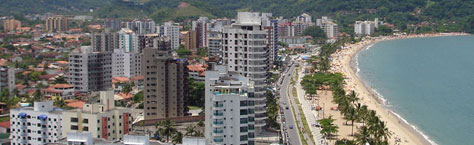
(71, 125, 79, 130)
(71, 117, 78, 122)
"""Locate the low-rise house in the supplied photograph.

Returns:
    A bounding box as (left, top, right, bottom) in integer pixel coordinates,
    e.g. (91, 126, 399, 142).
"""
(187, 64, 206, 82)
(65, 100, 85, 109)
(0, 121, 10, 133)
(112, 77, 130, 93)
(129, 75, 144, 90)
(61, 91, 132, 141)
(42, 84, 75, 100)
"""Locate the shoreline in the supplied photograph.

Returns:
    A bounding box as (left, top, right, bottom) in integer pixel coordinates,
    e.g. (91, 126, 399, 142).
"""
(330, 32, 469, 145)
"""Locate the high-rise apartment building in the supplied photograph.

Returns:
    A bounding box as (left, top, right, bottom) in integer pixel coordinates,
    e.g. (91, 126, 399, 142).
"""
(142, 37, 189, 120)
(0, 65, 15, 94)
(296, 13, 312, 24)
(62, 91, 132, 141)
(157, 22, 180, 49)
(3, 19, 21, 32)
(354, 19, 383, 36)
(324, 22, 339, 40)
(68, 46, 112, 92)
(205, 65, 256, 145)
(112, 49, 142, 78)
(316, 16, 339, 41)
(222, 12, 270, 133)
(354, 21, 375, 36)
(207, 31, 222, 57)
(185, 31, 198, 51)
(192, 17, 211, 49)
(264, 19, 279, 64)
(125, 19, 156, 35)
(138, 34, 159, 52)
(10, 101, 63, 145)
(278, 22, 295, 37)
(104, 18, 122, 31)
(91, 31, 120, 52)
(46, 16, 69, 32)
(118, 28, 139, 53)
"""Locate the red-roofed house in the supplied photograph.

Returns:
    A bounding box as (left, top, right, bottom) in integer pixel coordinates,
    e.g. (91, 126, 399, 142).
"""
(41, 84, 75, 99)
(187, 64, 206, 82)
(66, 100, 85, 109)
(0, 121, 10, 133)
(129, 75, 144, 89)
(112, 77, 131, 93)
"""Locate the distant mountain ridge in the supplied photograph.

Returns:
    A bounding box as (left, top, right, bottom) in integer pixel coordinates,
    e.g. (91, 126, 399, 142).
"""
(1, 0, 472, 32)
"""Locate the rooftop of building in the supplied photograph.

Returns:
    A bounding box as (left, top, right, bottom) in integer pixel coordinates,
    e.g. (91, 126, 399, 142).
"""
(0, 121, 10, 128)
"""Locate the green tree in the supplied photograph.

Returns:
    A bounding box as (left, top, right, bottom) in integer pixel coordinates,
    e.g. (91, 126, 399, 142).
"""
(122, 83, 132, 94)
(266, 90, 280, 129)
(185, 125, 196, 136)
(155, 119, 177, 143)
(354, 126, 372, 145)
(172, 132, 183, 144)
(133, 91, 144, 103)
(53, 97, 66, 108)
(196, 47, 208, 57)
(52, 76, 68, 84)
(189, 79, 205, 107)
(176, 48, 192, 58)
(344, 107, 357, 136)
(318, 115, 339, 139)
(303, 26, 327, 44)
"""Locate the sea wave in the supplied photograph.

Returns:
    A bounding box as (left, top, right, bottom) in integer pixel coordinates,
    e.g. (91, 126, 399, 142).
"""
(390, 110, 438, 145)
(356, 42, 437, 145)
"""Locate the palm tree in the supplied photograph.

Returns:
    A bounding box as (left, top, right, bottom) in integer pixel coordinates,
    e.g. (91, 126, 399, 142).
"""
(172, 132, 183, 144)
(374, 121, 392, 144)
(155, 119, 177, 142)
(354, 126, 372, 145)
(347, 91, 359, 104)
(344, 107, 357, 136)
(185, 125, 196, 136)
(318, 115, 339, 139)
(53, 97, 66, 108)
(122, 83, 132, 94)
(355, 103, 369, 125)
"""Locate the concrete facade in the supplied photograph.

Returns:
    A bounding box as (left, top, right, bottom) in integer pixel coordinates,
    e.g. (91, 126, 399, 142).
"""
(157, 22, 180, 50)
(205, 65, 256, 145)
(112, 49, 142, 78)
(10, 101, 63, 145)
(46, 16, 68, 32)
(119, 28, 139, 53)
(222, 12, 270, 133)
(61, 91, 132, 141)
(68, 46, 112, 92)
(142, 37, 189, 120)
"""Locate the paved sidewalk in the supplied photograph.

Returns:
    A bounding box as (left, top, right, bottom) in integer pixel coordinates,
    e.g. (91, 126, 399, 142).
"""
(295, 66, 327, 145)
(288, 71, 314, 145)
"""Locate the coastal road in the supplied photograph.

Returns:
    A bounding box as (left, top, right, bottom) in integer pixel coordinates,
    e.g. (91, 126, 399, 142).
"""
(279, 64, 302, 145)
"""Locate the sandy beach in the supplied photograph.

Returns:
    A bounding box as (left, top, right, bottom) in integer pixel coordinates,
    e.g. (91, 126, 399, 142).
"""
(325, 32, 468, 145)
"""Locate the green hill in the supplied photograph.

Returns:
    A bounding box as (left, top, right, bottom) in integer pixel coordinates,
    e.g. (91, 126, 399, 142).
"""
(0, 0, 472, 33)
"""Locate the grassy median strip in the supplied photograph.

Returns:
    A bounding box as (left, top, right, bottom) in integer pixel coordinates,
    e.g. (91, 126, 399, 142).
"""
(289, 85, 308, 145)
(293, 75, 316, 145)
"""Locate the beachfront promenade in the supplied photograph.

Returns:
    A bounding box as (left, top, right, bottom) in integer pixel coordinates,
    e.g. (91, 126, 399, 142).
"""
(290, 61, 327, 145)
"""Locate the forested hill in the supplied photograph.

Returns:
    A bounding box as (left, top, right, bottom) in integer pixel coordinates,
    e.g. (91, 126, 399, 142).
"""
(1, 0, 473, 32)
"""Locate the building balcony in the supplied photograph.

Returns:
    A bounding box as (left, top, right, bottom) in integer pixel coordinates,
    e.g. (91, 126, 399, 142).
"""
(213, 129, 224, 134)
(213, 112, 223, 116)
(214, 138, 224, 143)
(213, 121, 224, 125)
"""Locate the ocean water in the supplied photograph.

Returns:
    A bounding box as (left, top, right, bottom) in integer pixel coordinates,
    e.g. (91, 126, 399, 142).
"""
(357, 35, 474, 145)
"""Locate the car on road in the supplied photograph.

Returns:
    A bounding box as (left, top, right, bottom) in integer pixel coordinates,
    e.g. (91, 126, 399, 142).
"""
(289, 125, 293, 129)
(286, 106, 289, 110)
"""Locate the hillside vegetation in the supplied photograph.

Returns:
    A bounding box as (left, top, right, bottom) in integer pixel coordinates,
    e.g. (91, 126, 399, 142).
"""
(1, 0, 472, 33)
